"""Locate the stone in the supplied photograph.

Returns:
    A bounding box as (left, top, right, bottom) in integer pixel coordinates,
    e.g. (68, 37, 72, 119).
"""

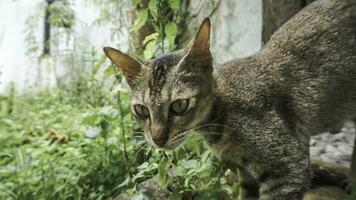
(314, 133, 332, 141)
(310, 138, 317, 146)
(303, 186, 348, 200)
(335, 160, 351, 167)
(310, 146, 324, 157)
(325, 144, 342, 155)
(314, 141, 328, 149)
(345, 132, 355, 144)
(320, 154, 337, 163)
(329, 132, 347, 143)
(341, 127, 349, 132)
(335, 143, 353, 155)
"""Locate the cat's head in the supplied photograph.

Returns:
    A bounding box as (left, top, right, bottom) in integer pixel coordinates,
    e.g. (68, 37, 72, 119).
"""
(104, 18, 213, 149)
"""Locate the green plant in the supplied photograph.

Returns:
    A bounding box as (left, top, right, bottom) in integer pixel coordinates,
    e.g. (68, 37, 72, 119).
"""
(48, 1, 75, 29)
(131, 0, 189, 59)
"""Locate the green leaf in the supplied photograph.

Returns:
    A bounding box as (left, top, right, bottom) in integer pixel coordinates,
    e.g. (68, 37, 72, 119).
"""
(148, 0, 158, 20)
(93, 55, 106, 75)
(82, 113, 99, 126)
(143, 39, 157, 59)
(164, 22, 178, 50)
(180, 159, 198, 169)
(158, 159, 167, 184)
(142, 33, 159, 45)
(137, 162, 149, 170)
(169, 0, 180, 11)
(104, 65, 116, 78)
(172, 190, 183, 200)
(131, 9, 148, 32)
(175, 166, 186, 176)
(116, 176, 130, 188)
(132, 0, 141, 6)
(201, 150, 211, 163)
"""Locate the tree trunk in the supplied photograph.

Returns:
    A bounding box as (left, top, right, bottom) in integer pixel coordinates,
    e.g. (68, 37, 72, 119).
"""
(262, 0, 315, 45)
(43, 0, 55, 55)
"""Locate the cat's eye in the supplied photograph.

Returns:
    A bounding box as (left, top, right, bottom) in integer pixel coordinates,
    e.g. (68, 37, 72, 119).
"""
(171, 99, 189, 115)
(133, 104, 150, 118)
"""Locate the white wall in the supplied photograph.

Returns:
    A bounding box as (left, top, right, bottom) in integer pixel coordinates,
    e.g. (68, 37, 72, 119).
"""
(0, 0, 43, 92)
(188, 0, 262, 64)
(0, 0, 261, 93)
(211, 0, 262, 63)
(0, 0, 128, 93)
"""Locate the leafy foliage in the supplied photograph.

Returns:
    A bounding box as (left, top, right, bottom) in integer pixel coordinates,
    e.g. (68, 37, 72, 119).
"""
(48, 1, 75, 28)
(132, 0, 188, 59)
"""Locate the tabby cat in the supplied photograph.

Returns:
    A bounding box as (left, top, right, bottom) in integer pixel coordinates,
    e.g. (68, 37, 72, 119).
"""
(104, 0, 356, 199)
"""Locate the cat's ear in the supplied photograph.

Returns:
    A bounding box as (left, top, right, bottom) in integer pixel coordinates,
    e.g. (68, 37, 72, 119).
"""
(187, 18, 211, 58)
(103, 47, 142, 78)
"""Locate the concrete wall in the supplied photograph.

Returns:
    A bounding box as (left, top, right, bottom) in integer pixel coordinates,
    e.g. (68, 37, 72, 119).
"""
(188, 0, 262, 64)
(212, 0, 261, 63)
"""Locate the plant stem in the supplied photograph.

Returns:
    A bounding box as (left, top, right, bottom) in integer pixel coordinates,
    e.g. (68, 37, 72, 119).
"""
(117, 92, 128, 161)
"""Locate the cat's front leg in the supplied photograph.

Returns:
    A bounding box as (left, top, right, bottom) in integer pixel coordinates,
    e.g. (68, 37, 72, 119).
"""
(258, 174, 308, 200)
(238, 168, 259, 200)
(257, 162, 310, 200)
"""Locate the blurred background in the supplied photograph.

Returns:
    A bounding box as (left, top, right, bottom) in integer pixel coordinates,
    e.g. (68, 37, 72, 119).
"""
(0, 0, 354, 200)
(0, 0, 261, 93)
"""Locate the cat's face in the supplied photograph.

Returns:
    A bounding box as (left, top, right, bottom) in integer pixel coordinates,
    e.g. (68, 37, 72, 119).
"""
(104, 18, 213, 149)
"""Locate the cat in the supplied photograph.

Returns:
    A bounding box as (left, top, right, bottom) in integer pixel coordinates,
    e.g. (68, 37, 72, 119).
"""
(103, 0, 356, 199)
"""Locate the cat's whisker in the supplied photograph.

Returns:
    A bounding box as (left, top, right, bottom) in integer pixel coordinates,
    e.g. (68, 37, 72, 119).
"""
(173, 131, 190, 139)
(132, 135, 145, 139)
(144, 134, 156, 147)
(196, 131, 222, 136)
(168, 124, 223, 141)
(132, 131, 145, 134)
(181, 123, 234, 133)
(168, 137, 185, 148)
(208, 111, 226, 123)
(134, 139, 148, 149)
(134, 142, 149, 160)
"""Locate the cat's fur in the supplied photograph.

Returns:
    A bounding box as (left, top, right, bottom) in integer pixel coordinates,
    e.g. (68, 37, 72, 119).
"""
(104, 0, 356, 199)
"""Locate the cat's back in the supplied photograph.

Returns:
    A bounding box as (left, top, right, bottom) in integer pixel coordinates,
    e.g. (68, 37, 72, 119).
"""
(266, 0, 356, 51)
(267, 0, 356, 133)
(214, 0, 356, 134)
(216, 0, 356, 99)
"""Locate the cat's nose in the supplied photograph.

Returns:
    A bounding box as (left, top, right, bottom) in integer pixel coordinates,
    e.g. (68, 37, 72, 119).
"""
(152, 135, 168, 147)
(151, 124, 169, 147)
